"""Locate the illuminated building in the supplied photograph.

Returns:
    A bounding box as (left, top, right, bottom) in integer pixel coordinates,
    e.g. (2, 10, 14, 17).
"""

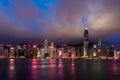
(92, 44, 97, 58)
(58, 49, 62, 58)
(25, 45, 32, 58)
(116, 50, 120, 59)
(44, 39, 49, 58)
(61, 48, 64, 56)
(51, 42, 54, 48)
(32, 45, 37, 58)
(71, 47, 76, 58)
(40, 48, 44, 58)
(44, 39, 48, 53)
(83, 28, 89, 58)
(22, 44, 27, 58)
(0, 44, 4, 58)
(97, 39, 102, 58)
(49, 42, 55, 58)
(37, 48, 41, 58)
(9, 47, 15, 58)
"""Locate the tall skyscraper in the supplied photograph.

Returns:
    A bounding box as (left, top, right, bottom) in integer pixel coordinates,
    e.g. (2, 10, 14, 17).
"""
(83, 28, 89, 58)
(44, 39, 48, 57)
(44, 39, 48, 48)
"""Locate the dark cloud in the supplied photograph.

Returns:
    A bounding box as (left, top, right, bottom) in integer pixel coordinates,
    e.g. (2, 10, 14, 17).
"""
(0, 0, 120, 44)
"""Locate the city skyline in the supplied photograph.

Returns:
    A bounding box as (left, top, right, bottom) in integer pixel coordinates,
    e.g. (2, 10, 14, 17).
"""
(1, 1, 120, 80)
(0, 0, 120, 47)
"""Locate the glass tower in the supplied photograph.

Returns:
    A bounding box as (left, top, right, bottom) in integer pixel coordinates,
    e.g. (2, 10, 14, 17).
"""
(83, 28, 89, 58)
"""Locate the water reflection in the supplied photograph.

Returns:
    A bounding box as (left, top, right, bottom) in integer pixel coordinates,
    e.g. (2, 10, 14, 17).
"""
(71, 59, 75, 74)
(48, 59, 56, 80)
(9, 59, 15, 70)
(9, 59, 15, 79)
(31, 59, 38, 80)
(71, 59, 75, 80)
(32, 59, 37, 69)
(49, 59, 56, 67)
(109, 62, 119, 80)
(58, 59, 63, 76)
(111, 62, 118, 73)
(1, 59, 120, 80)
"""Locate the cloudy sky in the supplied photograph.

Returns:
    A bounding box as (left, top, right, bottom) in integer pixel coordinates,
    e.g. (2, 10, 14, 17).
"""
(0, 0, 120, 46)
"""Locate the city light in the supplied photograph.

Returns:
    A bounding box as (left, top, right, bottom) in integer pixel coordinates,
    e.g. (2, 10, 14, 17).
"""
(0, 0, 120, 80)
(59, 50, 62, 56)
(0, 29, 119, 60)
(33, 45, 37, 48)
(10, 47, 14, 50)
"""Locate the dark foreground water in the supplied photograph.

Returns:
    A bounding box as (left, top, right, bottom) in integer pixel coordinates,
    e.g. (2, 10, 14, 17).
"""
(0, 59, 120, 80)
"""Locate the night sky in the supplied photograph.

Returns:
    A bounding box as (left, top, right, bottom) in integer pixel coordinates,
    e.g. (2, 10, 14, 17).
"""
(0, 0, 120, 47)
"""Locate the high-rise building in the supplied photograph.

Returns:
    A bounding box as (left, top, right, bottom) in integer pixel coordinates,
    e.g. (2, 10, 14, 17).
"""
(97, 39, 102, 58)
(44, 39, 49, 57)
(44, 39, 48, 53)
(83, 28, 89, 58)
(50, 42, 55, 58)
(92, 44, 97, 58)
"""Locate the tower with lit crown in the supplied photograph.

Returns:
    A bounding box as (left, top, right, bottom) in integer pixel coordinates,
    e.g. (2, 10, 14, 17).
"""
(83, 28, 89, 58)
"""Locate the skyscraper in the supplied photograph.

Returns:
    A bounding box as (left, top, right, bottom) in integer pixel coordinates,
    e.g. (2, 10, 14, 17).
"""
(83, 28, 89, 58)
(44, 39, 48, 49)
(44, 39, 48, 57)
(50, 42, 55, 58)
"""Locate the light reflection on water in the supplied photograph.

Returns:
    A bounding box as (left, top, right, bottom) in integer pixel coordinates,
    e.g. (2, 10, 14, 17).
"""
(0, 59, 120, 80)
(31, 59, 38, 80)
(71, 59, 75, 80)
(58, 59, 63, 79)
(9, 59, 15, 79)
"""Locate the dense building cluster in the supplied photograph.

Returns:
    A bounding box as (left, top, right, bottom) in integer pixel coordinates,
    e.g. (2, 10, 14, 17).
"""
(0, 28, 120, 59)
(0, 40, 119, 59)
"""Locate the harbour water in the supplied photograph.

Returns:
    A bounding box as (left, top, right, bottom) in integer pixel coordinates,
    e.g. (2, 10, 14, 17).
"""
(0, 59, 120, 80)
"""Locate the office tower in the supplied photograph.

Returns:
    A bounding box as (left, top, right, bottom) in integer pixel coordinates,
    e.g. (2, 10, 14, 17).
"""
(44, 39, 48, 53)
(44, 39, 49, 58)
(93, 44, 97, 58)
(83, 28, 89, 58)
(51, 42, 54, 48)
(50, 42, 55, 58)
(32, 45, 37, 58)
(9, 47, 15, 58)
(71, 47, 76, 58)
(0, 44, 4, 58)
(97, 39, 102, 58)
(37, 48, 41, 58)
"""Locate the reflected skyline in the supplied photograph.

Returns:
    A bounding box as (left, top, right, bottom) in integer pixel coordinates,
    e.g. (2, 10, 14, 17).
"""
(0, 59, 120, 80)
